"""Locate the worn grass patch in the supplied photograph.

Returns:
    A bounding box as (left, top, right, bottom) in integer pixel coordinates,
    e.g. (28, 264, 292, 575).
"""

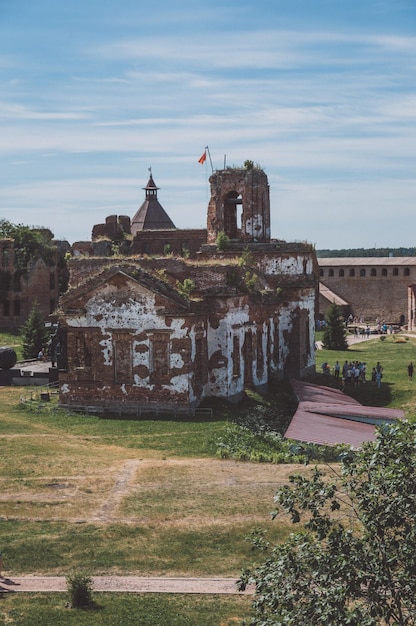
(120, 458, 304, 523)
(0, 387, 296, 579)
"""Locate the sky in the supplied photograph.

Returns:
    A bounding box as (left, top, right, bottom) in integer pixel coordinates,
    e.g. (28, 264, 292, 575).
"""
(1, 0, 416, 250)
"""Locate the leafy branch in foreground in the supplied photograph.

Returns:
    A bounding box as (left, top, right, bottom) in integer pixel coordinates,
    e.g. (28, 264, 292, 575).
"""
(239, 420, 416, 625)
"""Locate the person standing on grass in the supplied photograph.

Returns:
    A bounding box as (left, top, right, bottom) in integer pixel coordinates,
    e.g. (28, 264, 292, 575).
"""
(0, 552, 3, 578)
(376, 369, 382, 389)
(408, 362, 414, 381)
(361, 362, 367, 383)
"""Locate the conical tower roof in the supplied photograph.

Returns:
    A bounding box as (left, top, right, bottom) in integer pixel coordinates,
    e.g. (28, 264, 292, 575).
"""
(131, 172, 176, 235)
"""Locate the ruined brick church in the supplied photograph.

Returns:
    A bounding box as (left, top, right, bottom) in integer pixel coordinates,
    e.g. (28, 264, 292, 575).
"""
(57, 165, 317, 414)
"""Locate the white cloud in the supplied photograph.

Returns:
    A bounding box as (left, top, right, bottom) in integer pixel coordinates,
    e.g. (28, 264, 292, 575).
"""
(0, 102, 89, 120)
(88, 29, 416, 72)
(1, 2, 416, 248)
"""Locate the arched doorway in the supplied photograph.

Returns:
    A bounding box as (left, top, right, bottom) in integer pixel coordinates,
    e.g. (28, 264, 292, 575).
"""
(223, 191, 242, 239)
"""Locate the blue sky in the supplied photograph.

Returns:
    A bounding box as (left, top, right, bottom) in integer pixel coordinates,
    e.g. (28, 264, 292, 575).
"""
(1, 0, 415, 249)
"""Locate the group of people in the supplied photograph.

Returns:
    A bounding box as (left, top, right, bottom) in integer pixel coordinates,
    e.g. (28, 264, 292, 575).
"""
(340, 360, 369, 388)
(321, 360, 385, 390)
(353, 325, 371, 339)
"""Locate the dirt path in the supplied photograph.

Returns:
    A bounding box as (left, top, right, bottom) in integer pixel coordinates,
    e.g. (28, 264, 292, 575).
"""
(0, 576, 253, 595)
(93, 459, 141, 522)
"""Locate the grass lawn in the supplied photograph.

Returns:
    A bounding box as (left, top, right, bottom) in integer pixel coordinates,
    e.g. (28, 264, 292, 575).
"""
(0, 329, 24, 361)
(0, 383, 295, 624)
(1, 330, 416, 624)
(0, 385, 297, 625)
(0, 593, 251, 626)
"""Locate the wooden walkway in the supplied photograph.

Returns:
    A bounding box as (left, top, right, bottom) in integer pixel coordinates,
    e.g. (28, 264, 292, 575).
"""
(285, 380, 404, 448)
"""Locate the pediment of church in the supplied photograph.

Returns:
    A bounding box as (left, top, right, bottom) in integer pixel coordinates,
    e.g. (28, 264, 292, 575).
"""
(59, 266, 189, 314)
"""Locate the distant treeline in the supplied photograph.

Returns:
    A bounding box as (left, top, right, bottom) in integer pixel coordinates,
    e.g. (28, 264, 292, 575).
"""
(317, 247, 416, 258)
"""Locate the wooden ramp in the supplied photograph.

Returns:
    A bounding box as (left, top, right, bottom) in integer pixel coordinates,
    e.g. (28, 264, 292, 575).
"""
(285, 380, 404, 448)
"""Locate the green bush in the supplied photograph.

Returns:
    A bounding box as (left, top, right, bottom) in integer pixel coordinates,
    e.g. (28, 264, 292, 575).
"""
(176, 278, 195, 299)
(215, 231, 230, 251)
(244, 271, 257, 291)
(66, 571, 94, 608)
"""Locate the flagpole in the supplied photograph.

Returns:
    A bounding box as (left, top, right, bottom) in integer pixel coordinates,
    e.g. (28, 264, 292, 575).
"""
(205, 146, 214, 174)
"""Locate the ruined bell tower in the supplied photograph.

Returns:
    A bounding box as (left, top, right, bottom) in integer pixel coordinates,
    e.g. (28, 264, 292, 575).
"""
(206, 166, 271, 244)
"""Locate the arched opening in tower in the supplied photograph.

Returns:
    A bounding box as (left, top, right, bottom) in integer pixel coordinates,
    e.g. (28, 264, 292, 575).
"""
(223, 191, 242, 240)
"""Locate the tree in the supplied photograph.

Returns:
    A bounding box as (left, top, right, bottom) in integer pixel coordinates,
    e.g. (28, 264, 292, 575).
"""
(239, 420, 416, 625)
(21, 304, 50, 359)
(322, 302, 348, 350)
(0, 219, 56, 269)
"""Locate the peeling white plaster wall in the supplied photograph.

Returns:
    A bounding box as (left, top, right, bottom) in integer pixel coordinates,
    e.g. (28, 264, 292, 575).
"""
(66, 285, 192, 394)
(206, 299, 250, 398)
(261, 255, 313, 276)
(165, 374, 189, 395)
(244, 214, 269, 240)
(305, 295, 316, 369)
(278, 307, 294, 365)
(63, 261, 316, 406)
(253, 320, 269, 387)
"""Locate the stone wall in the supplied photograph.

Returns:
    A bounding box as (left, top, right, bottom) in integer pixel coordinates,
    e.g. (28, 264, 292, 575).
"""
(318, 259, 416, 323)
(92, 214, 131, 241)
(130, 229, 206, 258)
(207, 168, 271, 244)
(58, 253, 316, 412)
(0, 241, 60, 329)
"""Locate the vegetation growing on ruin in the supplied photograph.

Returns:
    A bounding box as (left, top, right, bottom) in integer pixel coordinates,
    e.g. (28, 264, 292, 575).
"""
(0, 219, 56, 269)
(176, 277, 195, 298)
(215, 230, 230, 251)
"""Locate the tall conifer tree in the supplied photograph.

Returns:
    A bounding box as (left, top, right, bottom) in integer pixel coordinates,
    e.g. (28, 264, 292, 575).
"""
(322, 302, 348, 350)
(21, 304, 50, 359)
